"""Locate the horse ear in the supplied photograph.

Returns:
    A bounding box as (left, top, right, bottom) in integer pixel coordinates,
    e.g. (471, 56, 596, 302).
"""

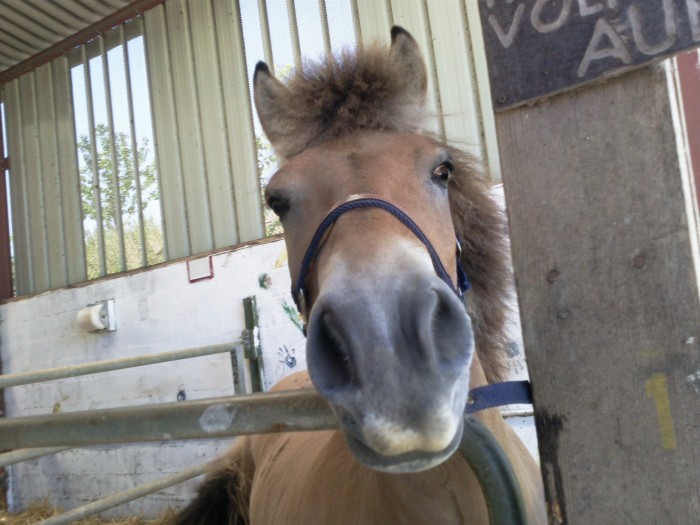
(253, 30, 428, 157)
(389, 26, 428, 103)
(253, 62, 292, 156)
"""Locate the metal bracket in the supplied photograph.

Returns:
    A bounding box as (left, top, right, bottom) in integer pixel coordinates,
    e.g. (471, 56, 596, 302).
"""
(241, 296, 264, 393)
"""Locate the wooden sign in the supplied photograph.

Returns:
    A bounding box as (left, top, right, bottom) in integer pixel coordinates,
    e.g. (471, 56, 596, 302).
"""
(479, 0, 700, 110)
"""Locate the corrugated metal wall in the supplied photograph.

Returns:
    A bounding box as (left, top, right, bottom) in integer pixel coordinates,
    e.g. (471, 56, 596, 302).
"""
(145, 0, 263, 260)
(3, 57, 86, 295)
(1, 0, 498, 296)
(353, 0, 500, 177)
(0, 0, 136, 76)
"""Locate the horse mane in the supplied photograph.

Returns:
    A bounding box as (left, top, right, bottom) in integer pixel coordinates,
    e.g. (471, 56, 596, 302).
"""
(267, 44, 512, 382)
(446, 150, 511, 382)
(171, 444, 252, 525)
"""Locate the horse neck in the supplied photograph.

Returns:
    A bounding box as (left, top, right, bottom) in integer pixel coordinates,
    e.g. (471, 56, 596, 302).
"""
(468, 352, 516, 454)
(467, 354, 547, 524)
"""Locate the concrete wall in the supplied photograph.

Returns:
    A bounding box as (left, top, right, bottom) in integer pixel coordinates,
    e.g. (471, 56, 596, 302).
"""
(2, 238, 304, 517)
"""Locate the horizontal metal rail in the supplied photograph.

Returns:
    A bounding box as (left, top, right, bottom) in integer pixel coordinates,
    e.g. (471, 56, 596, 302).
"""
(0, 446, 71, 468)
(0, 342, 238, 389)
(35, 459, 220, 525)
(0, 389, 337, 449)
(2, 389, 528, 525)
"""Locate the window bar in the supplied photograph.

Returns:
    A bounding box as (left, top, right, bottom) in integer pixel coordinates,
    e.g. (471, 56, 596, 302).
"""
(318, 0, 333, 62)
(257, 0, 275, 74)
(120, 24, 147, 268)
(139, 17, 168, 262)
(349, 0, 363, 51)
(100, 35, 127, 273)
(0, 100, 7, 172)
(286, 0, 303, 72)
(29, 73, 51, 291)
(47, 62, 70, 287)
(82, 45, 107, 277)
(0, 100, 13, 298)
(7, 83, 34, 293)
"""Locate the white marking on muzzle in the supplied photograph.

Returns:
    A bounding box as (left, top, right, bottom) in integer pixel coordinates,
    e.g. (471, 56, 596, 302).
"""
(362, 408, 458, 456)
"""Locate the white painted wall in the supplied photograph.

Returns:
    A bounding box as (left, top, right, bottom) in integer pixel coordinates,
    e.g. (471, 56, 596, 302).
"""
(2, 238, 304, 517)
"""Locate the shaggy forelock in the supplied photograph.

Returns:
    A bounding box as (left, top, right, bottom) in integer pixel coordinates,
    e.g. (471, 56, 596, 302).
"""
(269, 47, 427, 158)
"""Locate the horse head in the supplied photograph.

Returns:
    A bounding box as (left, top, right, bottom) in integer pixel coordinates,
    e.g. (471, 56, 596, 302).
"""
(254, 27, 509, 473)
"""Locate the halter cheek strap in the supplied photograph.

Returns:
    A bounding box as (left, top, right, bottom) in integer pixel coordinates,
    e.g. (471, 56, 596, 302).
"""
(290, 194, 470, 325)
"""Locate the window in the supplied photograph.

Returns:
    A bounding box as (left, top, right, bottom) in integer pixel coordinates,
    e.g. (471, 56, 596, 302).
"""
(1, 1, 358, 296)
(69, 24, 164, 279)
(3, 19, 164, 296)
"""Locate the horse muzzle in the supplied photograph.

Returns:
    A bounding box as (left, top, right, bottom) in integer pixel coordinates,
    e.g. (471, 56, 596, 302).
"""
(305, 272, 474, 473)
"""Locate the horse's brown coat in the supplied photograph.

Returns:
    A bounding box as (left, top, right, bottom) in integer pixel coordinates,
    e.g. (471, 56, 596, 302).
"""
(172, 26, 546, 525)
(175, 368, 545, 525)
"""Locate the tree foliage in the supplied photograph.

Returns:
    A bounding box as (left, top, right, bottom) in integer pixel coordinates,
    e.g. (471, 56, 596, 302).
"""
(78, 123, 159, 228)
(84, 217, 164, 279)
(257, 135, 283, 237)
(77, 124, 164, 278)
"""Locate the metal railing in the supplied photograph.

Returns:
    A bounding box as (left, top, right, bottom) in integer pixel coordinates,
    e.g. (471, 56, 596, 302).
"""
(36, 460, 220, 525)
(1, 388, 528, 525)
(0, 342, 238, 389)
(0, 341, 244, 522)
(0, 389, 335, 450)
(0, 447, 71, 468)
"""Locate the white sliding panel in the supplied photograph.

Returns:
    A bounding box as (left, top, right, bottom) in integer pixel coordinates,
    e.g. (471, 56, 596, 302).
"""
(388, 0, 443, 137)
(353, 0, 392, 47)
(4, 58, 85, 296)
(144, 7, 189, 260)
(463, 0, 501, 178)
(164, 0, 213, 256)
(425, 0, 483, 156)
(353, 0, 501, 179)
(214, 0, 263, 242)
(144, 0, 263, 260)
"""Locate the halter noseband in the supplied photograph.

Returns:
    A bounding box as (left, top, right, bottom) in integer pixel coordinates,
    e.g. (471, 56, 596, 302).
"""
(291, 194, 470, 328)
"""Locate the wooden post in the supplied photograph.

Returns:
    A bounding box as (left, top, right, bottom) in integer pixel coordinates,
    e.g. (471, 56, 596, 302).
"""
(497, 64, 700, 523)
(477, 2, 700, 521)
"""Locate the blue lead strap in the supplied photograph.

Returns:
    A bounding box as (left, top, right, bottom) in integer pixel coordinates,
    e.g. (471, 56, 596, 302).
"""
(465, 380, 533, 414)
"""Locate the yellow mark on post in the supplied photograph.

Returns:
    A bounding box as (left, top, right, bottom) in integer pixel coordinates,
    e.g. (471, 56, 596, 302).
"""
(645, 373, 677, 450)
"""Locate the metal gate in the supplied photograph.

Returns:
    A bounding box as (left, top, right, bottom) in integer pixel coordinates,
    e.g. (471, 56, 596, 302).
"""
(0, 338, 528, 525)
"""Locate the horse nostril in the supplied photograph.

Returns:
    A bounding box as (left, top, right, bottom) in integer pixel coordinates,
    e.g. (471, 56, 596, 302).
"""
(419, 284, 474, 372)
(307, 306, 357, 397)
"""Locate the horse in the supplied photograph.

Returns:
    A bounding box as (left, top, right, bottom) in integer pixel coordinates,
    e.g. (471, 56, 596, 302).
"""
(172, 26, 546, 525)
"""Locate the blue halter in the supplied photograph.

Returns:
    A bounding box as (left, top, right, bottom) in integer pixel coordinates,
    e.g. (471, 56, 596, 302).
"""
(291, 194, 470, 323)
(290, 193, 532, 413)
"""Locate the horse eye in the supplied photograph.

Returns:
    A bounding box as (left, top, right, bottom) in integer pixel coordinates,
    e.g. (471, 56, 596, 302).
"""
(432, 162, 453, 183)
(267, 196, 291, 218)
